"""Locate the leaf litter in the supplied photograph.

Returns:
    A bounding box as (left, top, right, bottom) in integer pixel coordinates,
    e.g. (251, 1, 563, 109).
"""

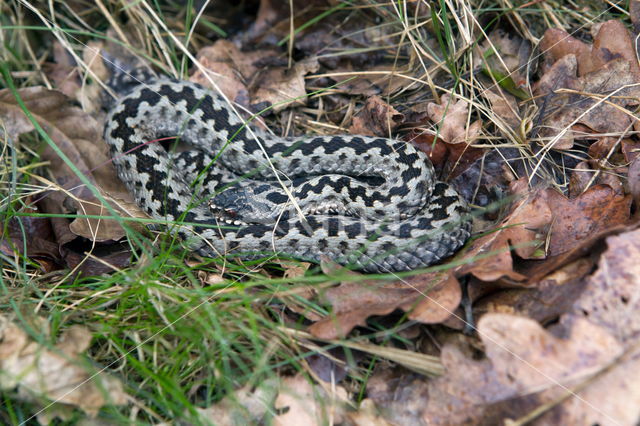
(0, 315, 127, 424)
(0, 85, 143, 276)
(3, 1, 640, 424)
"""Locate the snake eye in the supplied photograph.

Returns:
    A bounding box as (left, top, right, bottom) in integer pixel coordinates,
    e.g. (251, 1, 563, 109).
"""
(224, 208, 237, 218)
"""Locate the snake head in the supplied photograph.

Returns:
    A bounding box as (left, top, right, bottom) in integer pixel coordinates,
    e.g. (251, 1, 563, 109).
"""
(210, 186, 278, 224)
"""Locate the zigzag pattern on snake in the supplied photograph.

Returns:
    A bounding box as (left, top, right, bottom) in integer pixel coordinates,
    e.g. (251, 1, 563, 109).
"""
(104, 80, 471, 272)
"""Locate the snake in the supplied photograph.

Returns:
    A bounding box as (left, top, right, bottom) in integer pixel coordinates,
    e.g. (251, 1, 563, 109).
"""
(104, 79, 471, 272)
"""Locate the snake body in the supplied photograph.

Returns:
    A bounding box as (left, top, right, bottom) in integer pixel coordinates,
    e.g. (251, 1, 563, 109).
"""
(104, 80, 471, 272)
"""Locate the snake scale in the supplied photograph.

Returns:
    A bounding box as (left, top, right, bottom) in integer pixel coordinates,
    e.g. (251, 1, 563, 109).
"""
(104, 79, 471, 272)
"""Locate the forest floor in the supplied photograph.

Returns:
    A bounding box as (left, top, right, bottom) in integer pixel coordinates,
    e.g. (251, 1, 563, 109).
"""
(1, 0, 639, 424)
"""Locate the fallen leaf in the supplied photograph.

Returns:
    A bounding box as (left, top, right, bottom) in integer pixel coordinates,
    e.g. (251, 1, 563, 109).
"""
(571, 164, 624, 198)
(64, 244, 132, 276)
(568, 161, 596, 197)
(251, 57, 319, 112)
(471, 257, 592, 325)
(1, 213, 61, 269)
(525, 226, 640, 425)
(534, 345, 640, 426)
(248, 0, 331, 43)
(45, 41, 82, 99)
(546, 185, 631, 256)
(327, 65, 414, 97)
(0, 86, 137, 243)
(456, 181, 552, 282)
(423, 296, 640, 425)
(348, 95, 403, 137)
(192, 41, 319, 112)
(421, 345, 513, 424)
(539, 28, 592, 76)
(282, 261, 310, 280)
(621, 138, 640, 163)
(517, 223, 631, 288)
(479, 314, 621, 391)
(247, 0, 398, 69)
(345, 398, 391, 426)
(540, 21, 640, 77)
(587, 136, 618, 160)
(537, 57, 639, 149)
(483, 87, 521, 128)
(629, 156, 640, 208)
(191, 40, 275, 105)
(309, 268, 460, 339)
(571, 228, 640, 344)
(307, 347, 360, 384)
(274, 374, 348, 426)
(366, 365, 435, 425)
(568, 159, 626, 198)
(77, 40, 111, 114)
(536, 20, 640, 150)
(477, 28, 532, 98)
(407, 120, 487, 180)
(0, 316, 127, 421)
(631, 1, 640, 30)
(196, 378, 279, 426)
(478, 311, 640, 425)
(427, 94, 482, 145)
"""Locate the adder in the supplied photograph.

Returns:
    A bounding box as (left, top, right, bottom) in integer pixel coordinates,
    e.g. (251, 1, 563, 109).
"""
(104, 79, 471, 272)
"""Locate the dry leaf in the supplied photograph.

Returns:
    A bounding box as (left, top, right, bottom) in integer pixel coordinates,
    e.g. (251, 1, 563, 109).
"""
(0, 86, 138, 242)
(191, 40, 275, 104)
(541, 21, 640, 77)
(477, 28, 532, 89)
(345, 398, 391, 426)
(274, 374, 348, 426)
(629, 156, 640, 208)
(546, 185, 631, 256)
(539, 28, 592, 76)
(456, 181, 552, 282)
(427, 94, 482, 145)
(279, 260, 311, 279)
(471, 258, 592, 326)
(525, 227, 640, 425)
(196, 378, 279, 425)
(536, 57, 640, 150)
(536, 20, 640, 149)
(45, 41, 82, 99)
(309, 267, 460, 339)
(249, 0, 332, 43)
(76, 41, 111, 114)
(571, 228, 640, 344)
(328, 65, 411, 97)
(535, 346, 640, 426)
(192, 41, 318, 112)
(349, 95, 403, 137)
(483, 88, 521, 128)
(421, 345, 513, 424)
(1, 213, 61, 267)
(621, 138, 640, 163)
(423, 292, 640, 425)
(0, 316, 127, 421)
(478, 312, 640, 425)
(251, 57, 319, 112)
(479, 314, 621, 391)
(366, 366, 434, 425)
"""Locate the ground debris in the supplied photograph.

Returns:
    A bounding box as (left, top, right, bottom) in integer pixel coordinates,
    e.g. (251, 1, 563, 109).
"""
(0, 316, 127, 423)
(6, 2, 640, 425)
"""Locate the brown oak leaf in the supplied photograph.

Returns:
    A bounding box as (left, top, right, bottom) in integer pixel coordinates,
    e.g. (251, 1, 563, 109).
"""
(309, 264, 460, 339)
(427, 94, 482, 144)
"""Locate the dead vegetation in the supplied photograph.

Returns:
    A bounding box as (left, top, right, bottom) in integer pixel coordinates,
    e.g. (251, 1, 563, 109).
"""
(1, 0, 640, 424)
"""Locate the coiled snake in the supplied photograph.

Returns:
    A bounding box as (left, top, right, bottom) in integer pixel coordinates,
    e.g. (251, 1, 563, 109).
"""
(104, 80, 471, 272)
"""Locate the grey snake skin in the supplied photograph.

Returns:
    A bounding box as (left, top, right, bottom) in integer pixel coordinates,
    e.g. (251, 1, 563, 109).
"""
(104, 80, 471, 272)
